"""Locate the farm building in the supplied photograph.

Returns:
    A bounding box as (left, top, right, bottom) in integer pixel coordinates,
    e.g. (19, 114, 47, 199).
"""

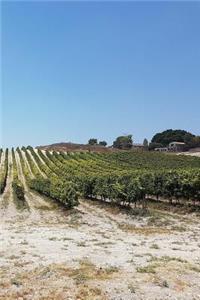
(169, 142, 186, 152)
(154, 142, 186, 152)
(155, 147, 169, 152)
(132, 143, 144, 150)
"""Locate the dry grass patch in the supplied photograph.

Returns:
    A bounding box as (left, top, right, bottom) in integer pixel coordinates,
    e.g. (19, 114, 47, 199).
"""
(76, 285, 106, 300)
(137, 256, 189, 275)
(118, 223, 171, 235)
(66, 259, 119, 285)
(137, 255, 200, 292)
(94, 241, 115, 247)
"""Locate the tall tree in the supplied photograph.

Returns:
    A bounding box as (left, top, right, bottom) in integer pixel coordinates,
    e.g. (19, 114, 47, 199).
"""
(143, 138, 149, 148)
(88, 138, 98, 145)
(151, 129, 195, 147)
(99, 141, 107, 146)
(113, 135, 133, 150)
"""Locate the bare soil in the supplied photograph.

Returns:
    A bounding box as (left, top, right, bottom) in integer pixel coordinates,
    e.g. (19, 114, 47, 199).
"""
(36, 142, 118, 153)
(0, 151, 200, 299)
(1, 192, 200, 300)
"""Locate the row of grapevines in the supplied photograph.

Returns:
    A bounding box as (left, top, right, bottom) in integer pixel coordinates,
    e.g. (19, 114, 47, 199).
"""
(21, 147, 79, 208)
(48, 151, 200, 207)
(0, 149, 8, 194)
(11, 148, 25, 200)
(0, 148, 3, 164)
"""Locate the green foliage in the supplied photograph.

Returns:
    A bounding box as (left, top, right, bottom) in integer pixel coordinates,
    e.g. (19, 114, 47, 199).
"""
(11, 148, 25, 201)
(151, 129, 195, 147)
(99, 141, 107, 146)
(0, 148, 3, 163)
(0, 149, 8, 194)
(148, 142, 163, 150)
(88, 138, 98, 145)
(3, 146, 199, 210)
(143, 138, 149, 148)
(21, 147, 79, 208)
(36, 150, 200, 207)
(113, 135, 133, 149)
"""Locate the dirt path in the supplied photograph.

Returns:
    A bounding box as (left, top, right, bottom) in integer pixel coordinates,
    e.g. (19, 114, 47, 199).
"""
(27, 149, 47, 178)
(15, 150, 58, 212)
(0, 187, 200, 300)
(21, 150, 34, 178)
(0, 151, 5, 169)
(0, 150, 19, 218)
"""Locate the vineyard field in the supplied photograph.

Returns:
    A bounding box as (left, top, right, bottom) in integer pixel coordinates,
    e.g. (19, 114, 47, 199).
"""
(0, 147, 200, 300)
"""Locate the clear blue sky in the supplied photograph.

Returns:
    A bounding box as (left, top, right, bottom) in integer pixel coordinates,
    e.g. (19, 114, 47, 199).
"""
(1, 1, 200, 148)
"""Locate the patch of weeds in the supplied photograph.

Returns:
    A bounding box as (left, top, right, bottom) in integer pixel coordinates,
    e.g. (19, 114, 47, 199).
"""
(62, 245, 68, 250)
(171, 225, 186, 232)
(38, 266, 52, 279)
(172, 247, 181, 251)
(127, 259, 134, 263)
(137, 265, 156, 274)
(104, 266, 119, 274)
(172, 241, 183, 245)
(132, 243, 137, 246)
(150, 255, 188, 264)
(8, 255, 19, 260)
(62, 237, 73, 241)
(32, 253, 40, 258)
(77, 241, 87, 247)
(130, 208, 150, 217)
(144, 253, 153, 257)
(73, 272, 89, 285)
(11, 278, 22, 287)
(150, 243, 160, 249)
(135, 254, 143, 257)
(69, 214, 82, 229)
(161, 280, 169, 288)
(20, 240, 28, 245)
(49, 237, 57, 241)
(137, 255, 189, 276)
(128, 283, 136, 293)
(89, 238, 98, 242)
(68, 259, 119, 285)
(147, 215, 172, 227)
(118, 223, 170, 235)
(76, 285, 104, 300)
(189, 265, 200, 273)
(95, 241, 114, 247)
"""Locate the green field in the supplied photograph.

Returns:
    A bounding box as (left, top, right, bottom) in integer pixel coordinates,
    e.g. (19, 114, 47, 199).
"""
(1, 147, 200, 209)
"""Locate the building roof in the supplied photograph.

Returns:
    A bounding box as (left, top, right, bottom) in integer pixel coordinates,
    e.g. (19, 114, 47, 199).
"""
(169, 142, 185, 145)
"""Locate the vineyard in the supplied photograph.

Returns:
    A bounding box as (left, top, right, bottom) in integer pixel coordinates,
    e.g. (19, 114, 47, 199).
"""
(1, 147, 200, 300)
(0, 147, 200, 209)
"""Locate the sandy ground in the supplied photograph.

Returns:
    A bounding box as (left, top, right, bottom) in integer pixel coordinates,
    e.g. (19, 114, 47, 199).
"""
(179, 152, 200, 158)
(0, 154, 200, 299)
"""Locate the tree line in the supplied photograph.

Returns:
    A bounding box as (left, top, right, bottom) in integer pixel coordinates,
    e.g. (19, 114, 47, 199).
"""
(87, 129, 200, 151)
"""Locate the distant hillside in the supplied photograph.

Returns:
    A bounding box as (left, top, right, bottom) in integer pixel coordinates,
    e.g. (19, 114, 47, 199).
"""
(36, 142, 118, 153)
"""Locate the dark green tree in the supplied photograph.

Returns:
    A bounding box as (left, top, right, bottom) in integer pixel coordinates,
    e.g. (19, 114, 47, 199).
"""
(88, 138, 98, 145)
(143, 138, 149, 149)
(113, 135, 133, 150)
(99, 141, 107, 146)
(151, 129, 195, 147)
(148, 142, 163, 151)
